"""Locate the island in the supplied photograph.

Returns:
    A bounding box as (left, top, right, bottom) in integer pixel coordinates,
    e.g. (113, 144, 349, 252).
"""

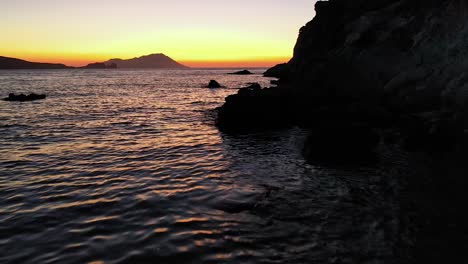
(0, 56, 71, 70)
(0, 53, 188, 70)
(103, 53, 189, 69)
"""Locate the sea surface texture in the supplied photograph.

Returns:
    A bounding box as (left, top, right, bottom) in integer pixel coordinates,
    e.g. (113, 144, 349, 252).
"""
(0, 69, 406, 264)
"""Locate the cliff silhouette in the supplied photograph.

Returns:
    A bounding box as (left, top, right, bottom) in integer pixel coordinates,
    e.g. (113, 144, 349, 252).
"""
(0, 56, 71, 69)
(216, 1, 468, 262)
(217, 0, 468, 150)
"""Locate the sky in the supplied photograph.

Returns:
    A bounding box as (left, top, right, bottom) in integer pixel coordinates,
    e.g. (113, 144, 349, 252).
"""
(1, 0, 315, 67)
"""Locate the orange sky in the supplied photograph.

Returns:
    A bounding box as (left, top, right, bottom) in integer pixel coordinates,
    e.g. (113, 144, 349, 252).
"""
(1, 0, 315, 68)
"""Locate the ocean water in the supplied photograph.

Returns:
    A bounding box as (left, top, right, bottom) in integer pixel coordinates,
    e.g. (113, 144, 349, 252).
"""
(0, 69, 406, 264)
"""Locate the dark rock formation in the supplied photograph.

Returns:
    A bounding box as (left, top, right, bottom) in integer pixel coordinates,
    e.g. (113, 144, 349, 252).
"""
(4, 93, 46, 102)
(104, 53, 189, 69)
(216, 86, 291, 131)
(215, 2, 468, 262)
(216, 2, 468, 260)
(228, 70, 253, 75)
(217, 0, 468, 153)
(0, 56, 71, 70)
(207, 80, 224, 88)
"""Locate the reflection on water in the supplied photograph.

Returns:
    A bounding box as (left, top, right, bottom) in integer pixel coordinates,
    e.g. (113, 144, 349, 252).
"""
(1, 69, 407, 263)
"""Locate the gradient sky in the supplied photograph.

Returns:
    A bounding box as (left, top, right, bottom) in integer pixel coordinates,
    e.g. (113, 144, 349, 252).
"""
(1, 0, 315, 67)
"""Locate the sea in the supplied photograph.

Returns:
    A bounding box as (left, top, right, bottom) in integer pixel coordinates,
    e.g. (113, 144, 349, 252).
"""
(0, 69, 408, 264)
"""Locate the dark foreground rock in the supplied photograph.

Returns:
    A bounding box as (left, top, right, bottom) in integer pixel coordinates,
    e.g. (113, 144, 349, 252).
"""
(228, 70, 253, 75)
(216, 0, 468, 261)
(207, 80, 224, 88)
(217, 0, 468, 150)
(216, 86, 291, 131)
(4, 93, 46, 102)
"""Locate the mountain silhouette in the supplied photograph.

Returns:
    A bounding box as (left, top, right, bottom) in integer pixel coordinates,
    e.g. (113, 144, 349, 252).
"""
(104, 53, 189, 69)
(0, 56, 71, 69)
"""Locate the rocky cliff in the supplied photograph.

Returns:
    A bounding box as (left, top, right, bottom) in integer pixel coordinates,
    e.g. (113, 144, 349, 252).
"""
(216, 1, 468, 261)
(217, 0, 468, 152)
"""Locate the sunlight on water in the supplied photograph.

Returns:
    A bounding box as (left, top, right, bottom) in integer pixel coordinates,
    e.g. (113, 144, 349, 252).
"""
(0, 69, 406, 263)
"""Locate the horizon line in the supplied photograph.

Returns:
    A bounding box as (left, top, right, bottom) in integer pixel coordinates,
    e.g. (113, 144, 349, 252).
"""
(1, 54, 290, 68)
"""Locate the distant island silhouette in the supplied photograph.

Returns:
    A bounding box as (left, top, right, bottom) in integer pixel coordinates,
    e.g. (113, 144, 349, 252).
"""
(103, 53, 189, 69)
(0, 56, 71, 70)
(0, 53, 188, 70)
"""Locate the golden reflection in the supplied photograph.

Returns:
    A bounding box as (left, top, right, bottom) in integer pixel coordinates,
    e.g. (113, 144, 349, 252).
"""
(175, 217, 209, 224)
(215, 253, 232, 260)
(177, 246, 190, 252)
(52, 198, 118, 210)
(84, 216, 117, 224)
(154, 227, 169, 233)
(194, 238, 217, 247)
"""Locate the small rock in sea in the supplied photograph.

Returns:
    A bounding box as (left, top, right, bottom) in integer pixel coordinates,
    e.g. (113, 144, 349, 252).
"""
(3, 93, 47, 102)
(207, 80, 223, 88)
(228, 69, 253, 75)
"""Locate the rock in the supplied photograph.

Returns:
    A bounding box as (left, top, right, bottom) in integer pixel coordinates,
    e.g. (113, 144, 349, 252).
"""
(4, 93, 47, 102)
(401, 111, 465, 152)
(207, 80, 223, 88)
(228, 70, 253, 75)
(216, 87, 292, 131)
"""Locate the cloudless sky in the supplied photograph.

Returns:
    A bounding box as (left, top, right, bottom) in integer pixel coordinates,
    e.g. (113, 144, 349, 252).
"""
(1, 0, 315, 67)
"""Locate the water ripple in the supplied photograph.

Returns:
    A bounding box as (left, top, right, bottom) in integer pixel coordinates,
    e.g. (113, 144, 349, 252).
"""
(0, 69, 409, 263)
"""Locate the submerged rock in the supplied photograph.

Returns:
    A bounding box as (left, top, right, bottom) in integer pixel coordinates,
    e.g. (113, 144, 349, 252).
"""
(4, 93, 46, 102)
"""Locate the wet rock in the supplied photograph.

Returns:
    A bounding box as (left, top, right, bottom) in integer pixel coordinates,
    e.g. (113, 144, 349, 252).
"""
(4, 93, 47, 102)
(216, 87, 291, 131)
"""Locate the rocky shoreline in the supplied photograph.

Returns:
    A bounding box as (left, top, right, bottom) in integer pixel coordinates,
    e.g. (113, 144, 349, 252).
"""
(216, 0, 468, 262)
(217, 0, 468, 157)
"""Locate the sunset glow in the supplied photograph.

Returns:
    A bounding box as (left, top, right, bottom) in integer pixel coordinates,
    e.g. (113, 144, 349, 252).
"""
(1, 0, 314, 68)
